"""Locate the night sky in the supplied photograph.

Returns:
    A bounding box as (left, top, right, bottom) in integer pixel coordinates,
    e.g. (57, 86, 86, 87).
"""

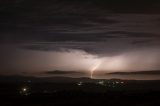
(1, 0, 160, 80)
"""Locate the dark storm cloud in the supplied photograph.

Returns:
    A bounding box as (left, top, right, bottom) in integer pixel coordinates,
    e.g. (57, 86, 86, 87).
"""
(0, 0, 115, 43)
(1, 0, 160, 43)
(20, 39, 160, 57)
(19, 41, 126, 55)
(107, 31, 160, 38)
(44, 70, 85, 75)
(107, 70, 160, 75)
(20, 42, 106, 55)
(131, 39, 153, 45)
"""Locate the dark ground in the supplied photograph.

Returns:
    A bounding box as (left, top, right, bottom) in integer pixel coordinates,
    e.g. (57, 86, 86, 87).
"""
(0, 79, 160, 106)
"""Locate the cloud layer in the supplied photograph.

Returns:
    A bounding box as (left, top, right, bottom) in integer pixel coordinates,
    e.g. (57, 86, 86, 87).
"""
(1, 0, 160, 80)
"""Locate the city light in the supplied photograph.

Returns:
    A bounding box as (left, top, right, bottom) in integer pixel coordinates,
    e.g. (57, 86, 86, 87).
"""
(77, 82, 83, 86)
(19, 86, 30, 96)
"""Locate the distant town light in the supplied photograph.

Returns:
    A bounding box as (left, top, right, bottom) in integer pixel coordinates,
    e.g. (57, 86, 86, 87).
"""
(20, 86, 30, 96)
(23, 88, 27, 92)
(98, 81, 105, 85)
(77, 82, 83, 86)
(116, 81, 119, 84)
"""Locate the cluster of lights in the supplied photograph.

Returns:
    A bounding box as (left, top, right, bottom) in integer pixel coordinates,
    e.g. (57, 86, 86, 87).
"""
(97, 80, 124, 88)
(18, 80, 124, 95)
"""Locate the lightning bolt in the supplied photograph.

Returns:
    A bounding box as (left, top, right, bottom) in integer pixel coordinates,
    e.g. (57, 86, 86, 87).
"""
(90, 60, 102, 79)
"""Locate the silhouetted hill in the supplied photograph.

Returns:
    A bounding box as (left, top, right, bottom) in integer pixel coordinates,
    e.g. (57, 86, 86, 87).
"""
(1, 75, 160, 84)
(0, 75, 95, 83)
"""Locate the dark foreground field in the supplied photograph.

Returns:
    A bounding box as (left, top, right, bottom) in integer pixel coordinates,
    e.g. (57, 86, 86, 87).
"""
(0, 78, 160, 106)
(1, 90, 160, 106)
